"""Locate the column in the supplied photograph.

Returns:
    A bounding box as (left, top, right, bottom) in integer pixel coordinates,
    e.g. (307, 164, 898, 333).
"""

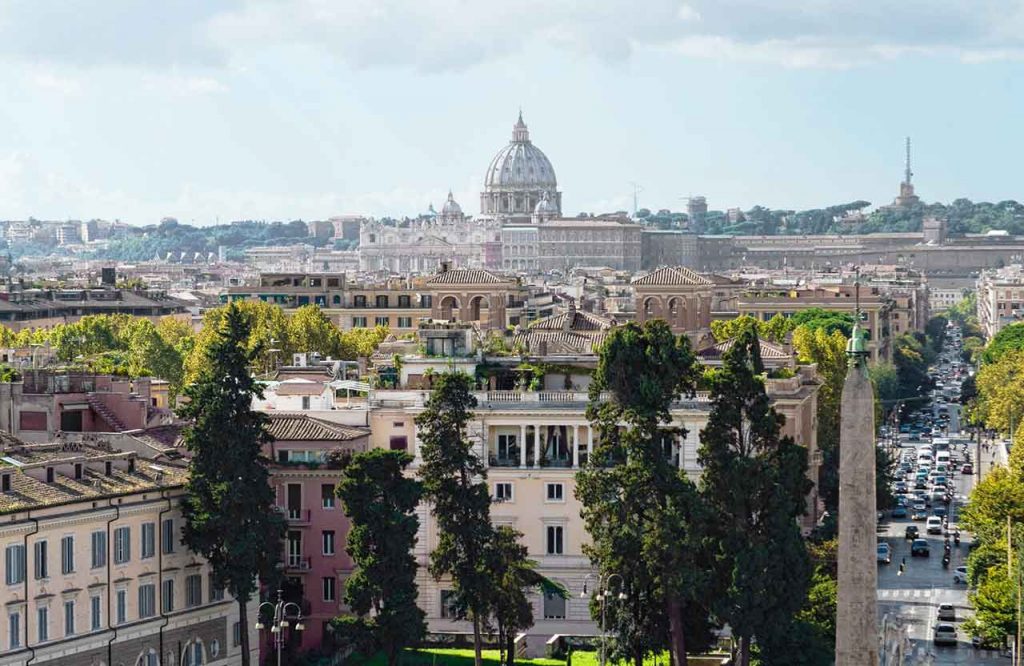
(519, 424, 527, 469)
(588, 426, 594, 459)
(678, 428, 686, 470)
(533, 425, 541, 469)
(572, 425, 580, 468)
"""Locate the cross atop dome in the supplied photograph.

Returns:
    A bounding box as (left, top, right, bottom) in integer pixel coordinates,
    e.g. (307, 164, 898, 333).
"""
(513, 111, 530, 143)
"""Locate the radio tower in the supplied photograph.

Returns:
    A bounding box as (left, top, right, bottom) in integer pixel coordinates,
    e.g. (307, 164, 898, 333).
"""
(893, 136, 920, 207)
(905, 136, 913, 186)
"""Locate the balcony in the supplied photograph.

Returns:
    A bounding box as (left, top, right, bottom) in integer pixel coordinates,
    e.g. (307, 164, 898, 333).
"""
(489, 456, 521, 468)
(285, 556, 312, 572)
(285, 509, 311, 525)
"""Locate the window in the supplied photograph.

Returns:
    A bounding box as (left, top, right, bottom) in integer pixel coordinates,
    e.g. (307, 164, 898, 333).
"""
(37, 606, 49, 642)
(208, 574, 224, 602)
(233, 621, 241, 647)
(301, 396, 311, 410)
(45, 467, 54, 483)
(161, 519, 175, 554)
(375, 316, 389, 327)
(116, 589, 127, 624)
(210, 639, 220, 658)
(162, 579, 175, 613)
(183, 641, 204, 666)
(322, 531, 335, 556)
(34, 540, 48, 579)
(1, 473, 9, 492)
(185, 574, 202, 608)
(375, 295, 389, 308)
(91, 531, 107, 568)
(138, 583, 156, 618)
(64, 599, 75, 636)
(494, 482, 513, 502)
(440, 590, 459, 619)
(321, 484, 335, 509)
(398, 295, 411, 308)
(141, 523, 155, 559)
(61, 536, 74, 574)
(545, 483, 564, 502)
(352, 316, 368, 328)
(397, 316, 413, 328)
(113, 527, 131, 564)
(9, 611, 20, 648)
(322, 576, 336, 602)
(389, 436, 408, 451)
(5, 544, 26, 585)
(546, 526, 564, 555)
(420, 295, 433, 308)
(353, 295, 367, 307)
(543, 590, 566, 619)
(90, 595, 102, 631)
(136, 649, 159, 666)
(74, 463, 83, 479)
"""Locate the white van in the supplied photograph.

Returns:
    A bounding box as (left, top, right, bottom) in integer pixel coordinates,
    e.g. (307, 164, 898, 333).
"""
(936, 451, 951, 465)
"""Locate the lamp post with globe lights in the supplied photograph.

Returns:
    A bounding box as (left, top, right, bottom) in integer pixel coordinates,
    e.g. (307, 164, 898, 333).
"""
(581, 572, 627, 666)
(256, 589, 305, 666)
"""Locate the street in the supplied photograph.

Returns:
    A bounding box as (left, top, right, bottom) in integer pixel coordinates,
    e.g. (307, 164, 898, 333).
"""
(876, 399, 1007, 665)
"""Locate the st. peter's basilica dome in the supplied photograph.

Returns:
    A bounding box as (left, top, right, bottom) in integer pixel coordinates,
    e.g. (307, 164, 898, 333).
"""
(480, 112, 562, 219)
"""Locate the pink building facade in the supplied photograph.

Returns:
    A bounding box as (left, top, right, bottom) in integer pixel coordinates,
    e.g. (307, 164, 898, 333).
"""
(261, 413, 368, 656)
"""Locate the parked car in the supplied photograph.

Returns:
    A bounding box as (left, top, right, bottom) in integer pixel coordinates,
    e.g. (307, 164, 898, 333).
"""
(911, 539, 930, 556)
(954, 566, 968, 584)
(877, 542, 891, 564)
(937, 603, 957, 621)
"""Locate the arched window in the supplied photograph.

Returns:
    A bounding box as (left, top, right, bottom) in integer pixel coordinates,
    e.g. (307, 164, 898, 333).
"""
(181, 640, 204, 666)
(135, 648, 159, 666)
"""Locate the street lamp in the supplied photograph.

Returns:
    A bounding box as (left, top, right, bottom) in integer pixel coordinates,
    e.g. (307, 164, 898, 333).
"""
(581, 572, 628, 666)
(256, 589, 305, 666)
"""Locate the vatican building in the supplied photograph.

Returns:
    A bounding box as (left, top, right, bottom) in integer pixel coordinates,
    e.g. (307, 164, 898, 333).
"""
(359, 113, 642, 274)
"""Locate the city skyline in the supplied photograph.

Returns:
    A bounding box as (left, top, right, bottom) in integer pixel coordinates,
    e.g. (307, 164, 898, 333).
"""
(0, 1, 1022, 224)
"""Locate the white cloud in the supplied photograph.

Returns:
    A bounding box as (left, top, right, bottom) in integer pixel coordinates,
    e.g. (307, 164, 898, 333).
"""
(0, 1, 1022, 71)
(28, 69, 83, 96)
(142, 72, 228, 96)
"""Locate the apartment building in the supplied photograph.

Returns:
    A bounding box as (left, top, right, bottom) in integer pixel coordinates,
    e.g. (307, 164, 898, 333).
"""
(735, 285, 895, 363)
(632, 266, 744, 337)
(0, 436, 255, 666)
(977, 265, 1024, 339)
(363, 330, 821, 647)
(262, 413, 368, 654)
(0, 284, 190, 331)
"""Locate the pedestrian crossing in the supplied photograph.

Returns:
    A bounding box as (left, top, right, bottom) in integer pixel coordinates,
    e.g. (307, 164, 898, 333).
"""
(877, 588, 935, 600)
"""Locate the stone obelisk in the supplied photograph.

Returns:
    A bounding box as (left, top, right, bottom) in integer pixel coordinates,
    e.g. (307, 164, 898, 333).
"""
(835, 311, 879, 665)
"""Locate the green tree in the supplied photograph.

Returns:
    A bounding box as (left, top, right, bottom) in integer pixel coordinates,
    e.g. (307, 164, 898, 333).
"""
(790, 308, 854, 337)
(974, 349, 1024, 436)
(983, 322, 1024, 365)
(792, 325, 847, 516)
(185, 300, 290, 381)
(178, 303, 285, 666)
(287, 304, 343, 358)
(335, 449, 425, 666)
(698, 327, 812, 666)
(484, 526, 567, 666)
(416, 372, 492, 666)
(577, 320, 711, 666)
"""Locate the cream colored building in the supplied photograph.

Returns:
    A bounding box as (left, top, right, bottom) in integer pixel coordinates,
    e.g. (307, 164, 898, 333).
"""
(0, 435, 257, 666)
(365, 363, 821, 643)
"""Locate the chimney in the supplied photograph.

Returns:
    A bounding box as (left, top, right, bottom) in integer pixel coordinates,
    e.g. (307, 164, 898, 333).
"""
(563, 298, 575, 332)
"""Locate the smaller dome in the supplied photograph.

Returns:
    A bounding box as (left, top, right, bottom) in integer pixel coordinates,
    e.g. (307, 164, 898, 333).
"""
(534, 191, 557, 215)
(442, 191, 463, 216)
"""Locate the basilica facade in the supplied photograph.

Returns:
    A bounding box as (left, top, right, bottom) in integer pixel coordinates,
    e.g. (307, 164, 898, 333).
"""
(359, 113, 643, 274)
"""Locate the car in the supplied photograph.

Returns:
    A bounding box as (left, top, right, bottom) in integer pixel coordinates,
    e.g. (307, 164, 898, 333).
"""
(954, 566, 968, 584)
(937, 603, 957, 621)
(933, 506, 948, 518)
(911, 539, 931, 556)
(913, 510, 928, 521)
(927, 517, 943, 534)
(933, 623, 957, 646)
(891, 506, 908, 518)
(905, 525, 919, 539)
(877, 542, 891, 564)
(962, 463, 973, 474)
(914, 480, 927, 490)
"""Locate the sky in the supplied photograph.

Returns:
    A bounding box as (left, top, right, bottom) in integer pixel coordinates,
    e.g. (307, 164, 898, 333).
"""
(0, 0, 1023, 226)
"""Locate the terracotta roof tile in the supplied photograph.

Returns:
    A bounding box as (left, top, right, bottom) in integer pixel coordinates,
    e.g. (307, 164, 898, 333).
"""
(529, 309, 614, 332)
(426, 268, 510, 285)
(632, 266, 714, 286)
(264, 413, 368, 442)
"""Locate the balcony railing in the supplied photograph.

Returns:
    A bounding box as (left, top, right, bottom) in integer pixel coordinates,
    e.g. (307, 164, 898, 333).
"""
(286, 509, 311, 525)
(285, 556, 312, 571)
(368, 390, 711, 409)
